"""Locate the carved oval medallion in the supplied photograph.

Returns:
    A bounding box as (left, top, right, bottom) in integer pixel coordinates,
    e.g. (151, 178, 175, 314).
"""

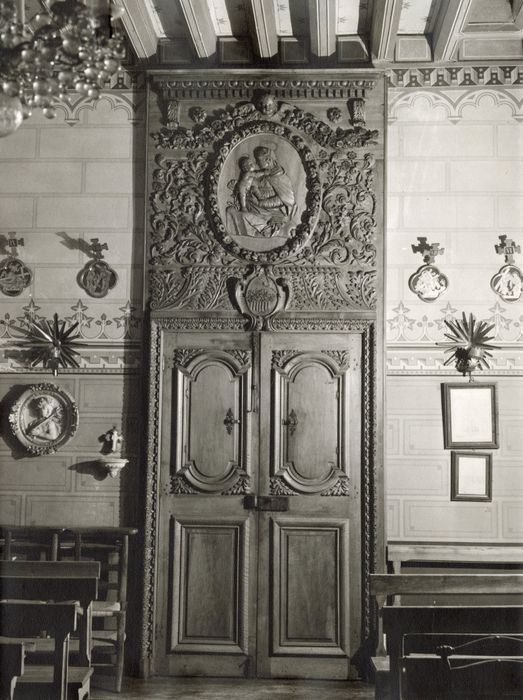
(208, 123, 321, 264)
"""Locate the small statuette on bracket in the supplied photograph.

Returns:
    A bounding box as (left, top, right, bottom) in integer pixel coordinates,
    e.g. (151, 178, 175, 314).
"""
(99, 426, 128, 478)
(408, 236, 448, 302)
(0, 232, 32, 296)
(78, 238, 118, 298)
(490, 235, 522, 303)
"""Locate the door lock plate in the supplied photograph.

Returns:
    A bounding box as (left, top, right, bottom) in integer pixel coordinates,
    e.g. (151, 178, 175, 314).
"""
(243, 495, 289, 512)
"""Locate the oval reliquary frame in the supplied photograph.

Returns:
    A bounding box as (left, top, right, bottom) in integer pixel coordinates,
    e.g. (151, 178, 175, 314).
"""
(9, 383, 79, 455)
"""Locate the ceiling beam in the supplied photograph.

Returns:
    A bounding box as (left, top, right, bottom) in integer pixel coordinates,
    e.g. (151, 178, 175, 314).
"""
(113, 0, 160, 58)
(370, 0, 403, 62)
(178, 0, 217, 59)
(308, 0, 337, 57)
(247, 0, 278, 58)
(432, 0, 474, 62)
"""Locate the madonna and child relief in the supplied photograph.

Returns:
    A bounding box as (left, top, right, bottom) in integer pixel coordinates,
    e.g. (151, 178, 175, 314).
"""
(221, 136, 306, 252)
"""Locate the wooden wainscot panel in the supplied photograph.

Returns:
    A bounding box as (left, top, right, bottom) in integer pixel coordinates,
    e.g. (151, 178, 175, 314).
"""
(403, 418, 444, 455)
(404, 501, 498, 540)
(25, 496, 118, 526)
(78, 378, 129, 412)
(387, 499, 400, 539)
(271, 518, 349, 657)
(170, 516, 250, 655)
(0, 455, 73, 492)
(387, 459, 447, 496)
(502, 503, 523, 539)
(0, 496, 22, 525)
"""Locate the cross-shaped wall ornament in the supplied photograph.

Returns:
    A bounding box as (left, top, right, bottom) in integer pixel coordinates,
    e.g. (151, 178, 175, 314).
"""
(495, 235, 521, 265)
(491, 235, 522, 303)
(89, 238, 109, 260)
(0, 231, 32, 297)
(409, 237, 448, 302)
(7, 232, 24, 256)
(411, 237, 444, 265)
(78, 238, 118, 298)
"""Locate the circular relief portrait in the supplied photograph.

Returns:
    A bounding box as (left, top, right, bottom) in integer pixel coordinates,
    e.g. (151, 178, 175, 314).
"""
(8, 383, 79, 455)
(208, 124, 321, 263)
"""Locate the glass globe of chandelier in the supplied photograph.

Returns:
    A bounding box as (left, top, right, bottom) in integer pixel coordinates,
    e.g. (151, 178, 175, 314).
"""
(0, 0, 125, 137)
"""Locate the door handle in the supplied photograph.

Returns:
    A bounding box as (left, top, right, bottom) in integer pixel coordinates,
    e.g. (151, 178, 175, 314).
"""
(243, 495, 289, 512)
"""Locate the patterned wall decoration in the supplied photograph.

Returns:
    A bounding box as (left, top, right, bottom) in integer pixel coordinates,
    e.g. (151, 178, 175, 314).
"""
(148, 77, 383, 323)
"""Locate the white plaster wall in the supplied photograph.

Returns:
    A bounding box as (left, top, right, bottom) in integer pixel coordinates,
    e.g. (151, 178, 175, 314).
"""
(386, 87, 523, 543)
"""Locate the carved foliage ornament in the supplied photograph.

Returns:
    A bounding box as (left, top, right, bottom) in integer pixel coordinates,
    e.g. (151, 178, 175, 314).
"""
(9, 383, 79, 455)
(149, 93, 379, 312)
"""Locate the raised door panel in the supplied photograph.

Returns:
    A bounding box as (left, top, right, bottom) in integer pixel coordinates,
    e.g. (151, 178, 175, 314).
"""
(272, 518, 349, 656)
(170, 516, 250, 655)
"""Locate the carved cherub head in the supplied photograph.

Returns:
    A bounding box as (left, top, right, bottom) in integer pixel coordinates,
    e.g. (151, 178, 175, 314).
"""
(257, 93, 278, 116)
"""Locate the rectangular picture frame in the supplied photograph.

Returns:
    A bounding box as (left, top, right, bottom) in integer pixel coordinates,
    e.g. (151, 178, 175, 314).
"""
(442, 383, 498, 449)
(451, 451, 492, 502)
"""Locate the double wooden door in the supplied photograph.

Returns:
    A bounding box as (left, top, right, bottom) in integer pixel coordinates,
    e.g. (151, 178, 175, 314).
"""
(155, 330, 363, 679)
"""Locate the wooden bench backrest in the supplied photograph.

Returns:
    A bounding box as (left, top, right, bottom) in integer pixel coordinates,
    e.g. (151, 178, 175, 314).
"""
(371, 573, 523, 600)
(0, 560, 100, 603)
(0, 601, 78, 638)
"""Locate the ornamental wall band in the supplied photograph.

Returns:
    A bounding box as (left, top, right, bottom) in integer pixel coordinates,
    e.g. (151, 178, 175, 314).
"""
(146, 75, 384, 323)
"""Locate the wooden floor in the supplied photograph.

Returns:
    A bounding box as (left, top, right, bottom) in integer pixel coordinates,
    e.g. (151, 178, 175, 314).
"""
(91, 677, 375, 699)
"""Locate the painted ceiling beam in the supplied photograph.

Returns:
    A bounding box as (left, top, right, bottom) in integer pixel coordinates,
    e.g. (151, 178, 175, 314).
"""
(370, 0, 403, 62)
(308, 0, 337, 57)
(178, 0, 217, 58)
(432, 0, 475, 62)
(247, 0, 278, 58)
(113, 0, 160, 58)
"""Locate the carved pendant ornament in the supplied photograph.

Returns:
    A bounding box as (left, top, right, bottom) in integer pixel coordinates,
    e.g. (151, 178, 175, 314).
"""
(149, 89, 380, 316)
(0, 234, 32, 297)
(408, 237, 448, 302)
(491, 235, 522, 303)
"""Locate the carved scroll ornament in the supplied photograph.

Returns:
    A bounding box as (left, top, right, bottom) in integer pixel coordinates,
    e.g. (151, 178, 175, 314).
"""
(148, 91, 380, 314)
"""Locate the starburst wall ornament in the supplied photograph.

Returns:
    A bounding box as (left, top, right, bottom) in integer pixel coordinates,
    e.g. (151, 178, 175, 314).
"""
(13, 312, 87, 375)
(437, 312, 500, 381)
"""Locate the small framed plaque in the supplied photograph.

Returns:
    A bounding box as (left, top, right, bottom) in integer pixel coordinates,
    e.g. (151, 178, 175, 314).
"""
(442, 383, 498, 449)
(451, 451, 492, 502)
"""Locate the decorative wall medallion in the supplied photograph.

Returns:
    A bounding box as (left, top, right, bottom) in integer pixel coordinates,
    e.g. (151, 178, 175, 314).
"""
(491, 235, 522, 303)
(0, 234, 32, 297)
(8, 383, 79, 455)
(78, 238, 118, 298)
(233, 266, 290, 329)
(208, 123, 322, 263)
(408, 237, 448, 302)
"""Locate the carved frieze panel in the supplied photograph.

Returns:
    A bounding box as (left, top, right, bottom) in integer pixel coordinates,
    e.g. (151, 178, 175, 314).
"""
(270, 350, 350, 496)
(148, 79, 382, 315)
(167, 348, 252, 495)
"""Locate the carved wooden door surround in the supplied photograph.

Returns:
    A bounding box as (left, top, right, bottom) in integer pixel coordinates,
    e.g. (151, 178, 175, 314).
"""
(142, 72, 385, 680)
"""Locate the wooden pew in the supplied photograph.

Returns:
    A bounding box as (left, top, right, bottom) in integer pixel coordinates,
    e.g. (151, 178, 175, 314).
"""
(0, 526, 65, 562)
(0, 560, 100, 667)
(0, 640, 32, 700)
(370, 573, 523, 700)
(401, 633, 523, 699)
(0, 601, 91, 700)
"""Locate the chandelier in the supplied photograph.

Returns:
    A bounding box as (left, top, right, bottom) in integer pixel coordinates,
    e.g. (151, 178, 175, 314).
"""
(0, 0, 125, 137)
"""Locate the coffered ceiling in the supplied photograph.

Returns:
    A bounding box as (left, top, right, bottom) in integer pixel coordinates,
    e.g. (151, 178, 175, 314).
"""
(114, 0, 523, 66)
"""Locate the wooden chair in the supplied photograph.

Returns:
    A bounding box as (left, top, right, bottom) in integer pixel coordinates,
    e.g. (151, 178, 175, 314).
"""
(370, 573, 523, 700)
(0, 640, 31, 700)
(61, 527, 138, 693)
(0, 526, 65, 562)
(0, 601, 92, 700)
